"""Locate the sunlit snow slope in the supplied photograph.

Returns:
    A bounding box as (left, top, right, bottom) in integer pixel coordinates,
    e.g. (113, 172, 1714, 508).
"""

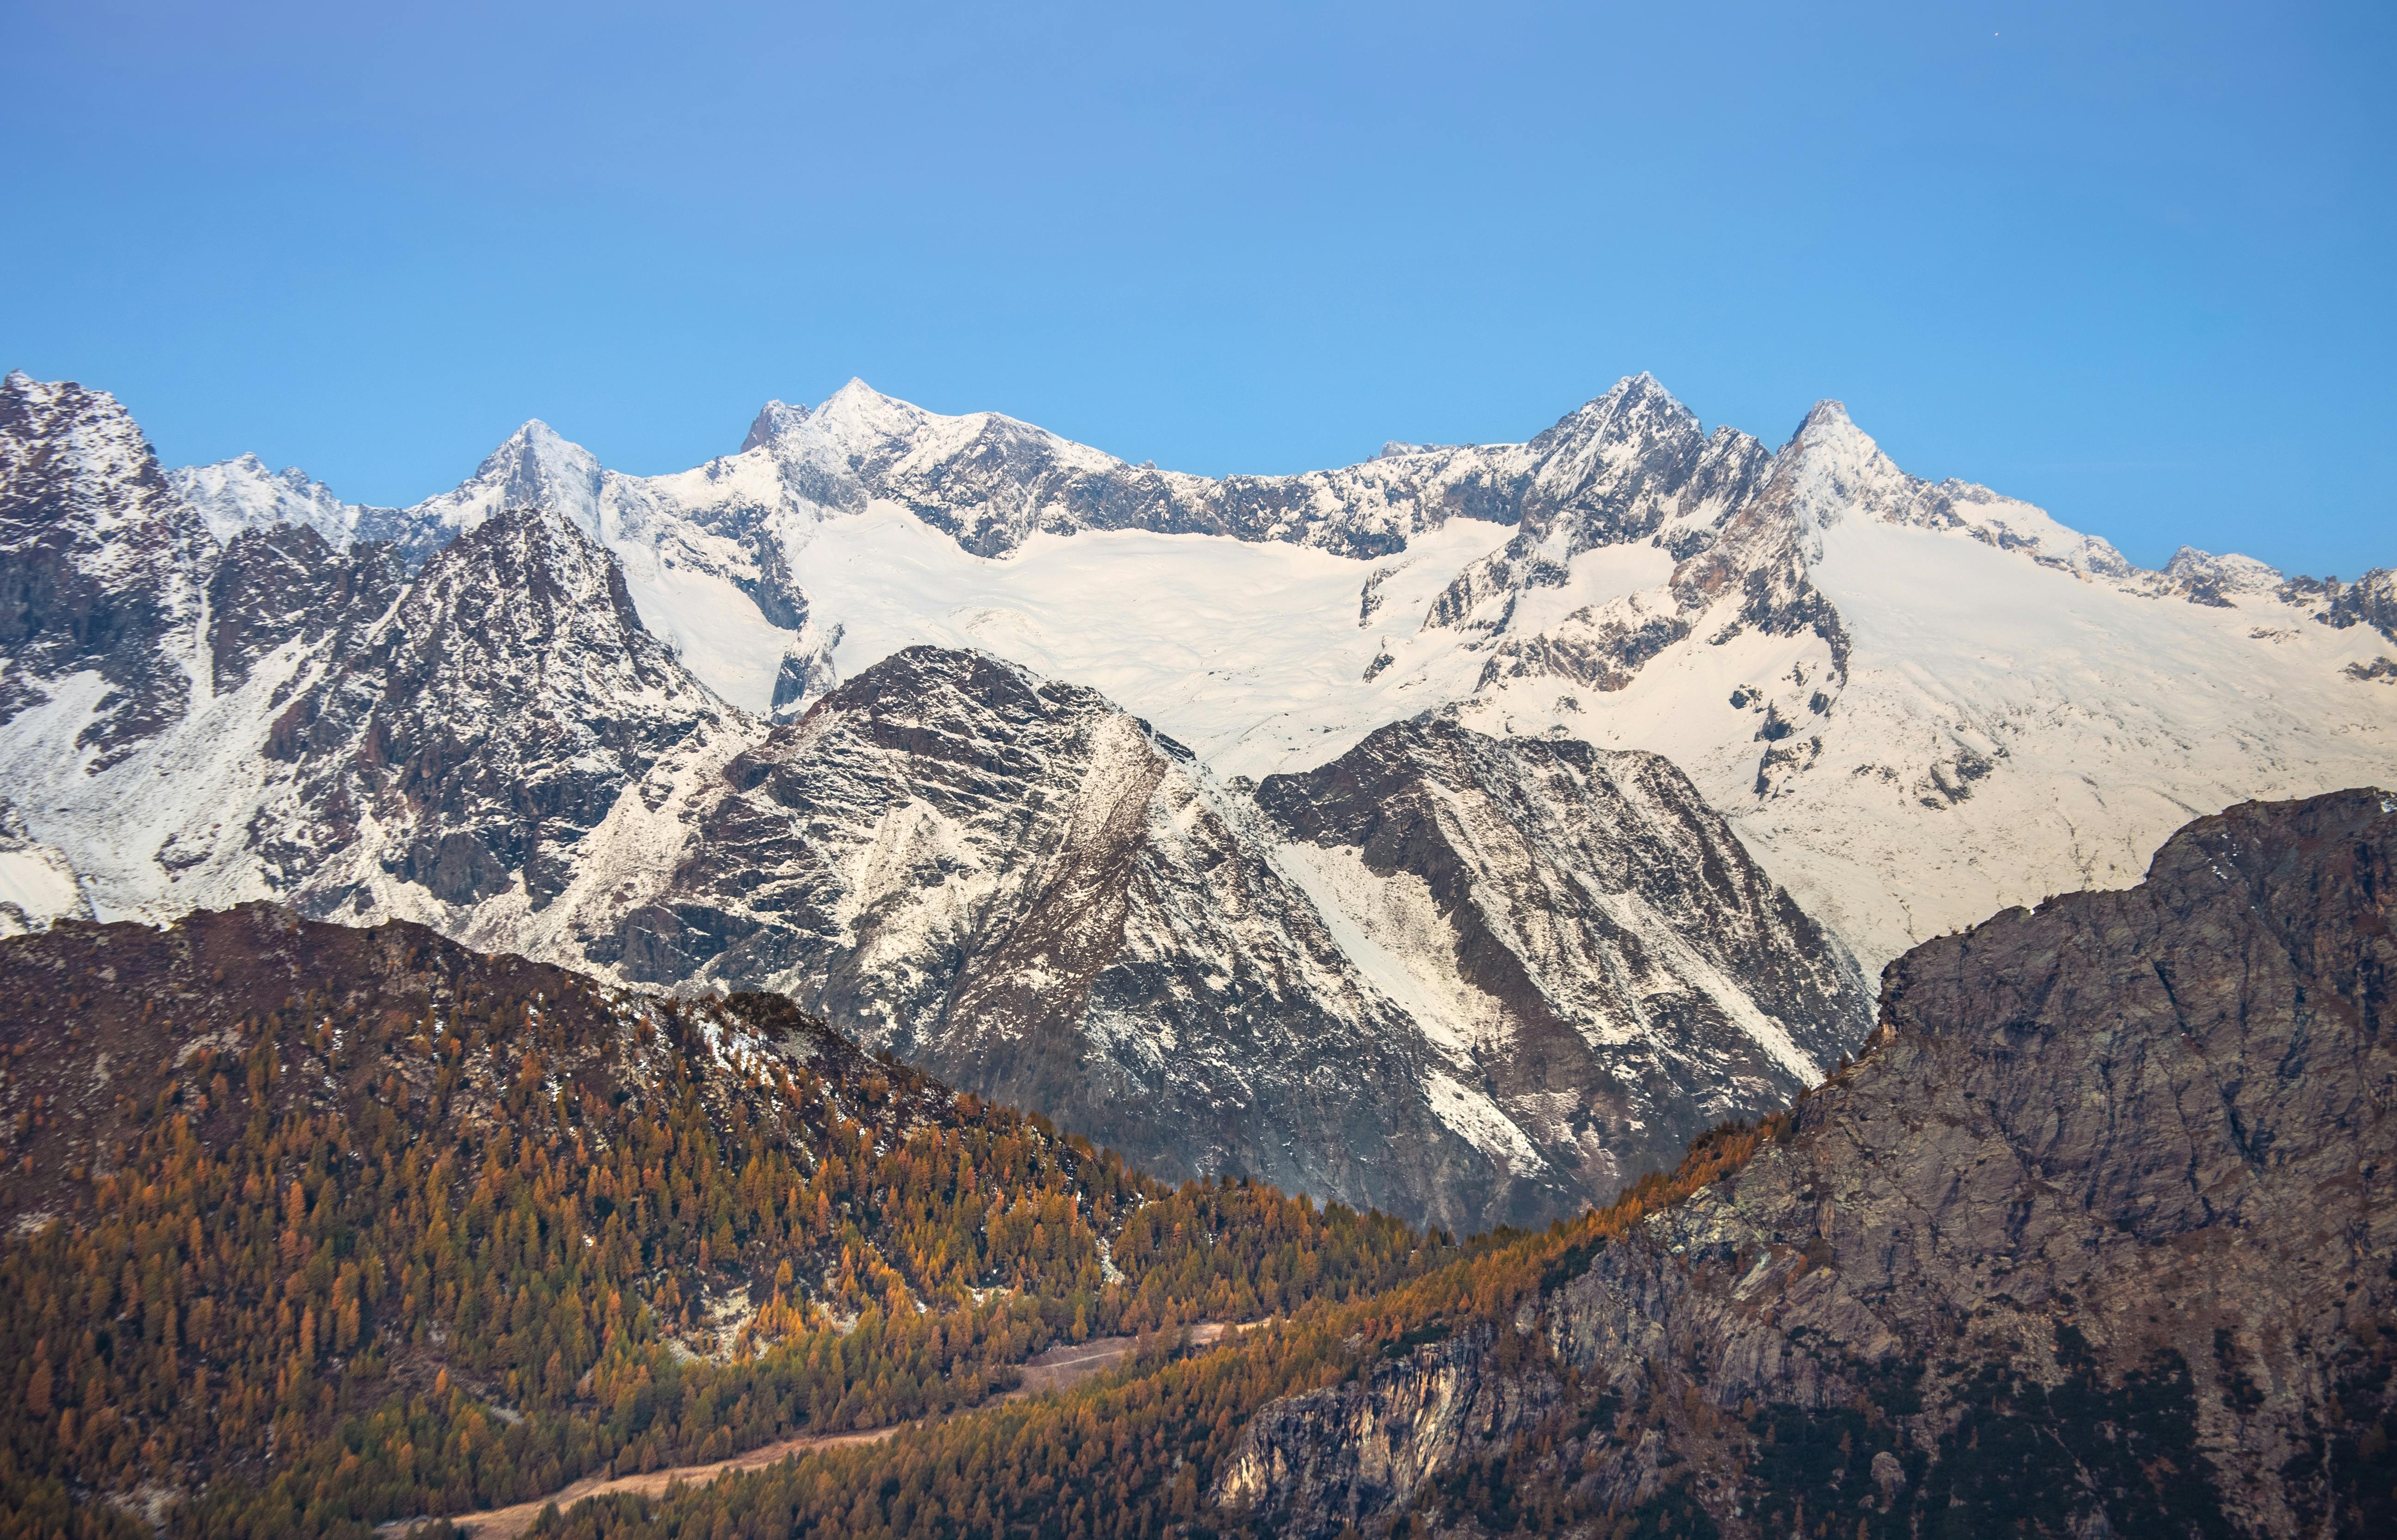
(164, 371, 2393, 973)
(17, 367, 2397, 985)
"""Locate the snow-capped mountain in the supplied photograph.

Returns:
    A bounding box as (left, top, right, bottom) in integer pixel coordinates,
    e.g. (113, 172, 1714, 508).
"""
(0, 377, 750, 947)
(0, 370, 1880, 1229)
(166, 371, 2397, 973)
(3, 364, 2392, 1225)
(170, 453, 422, 564)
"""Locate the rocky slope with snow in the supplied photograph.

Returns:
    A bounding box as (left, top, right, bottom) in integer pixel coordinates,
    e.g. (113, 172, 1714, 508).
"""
(0, 375, 215, 767)
(581, 646, 1871, 1232)
(0, 374, 751, 948)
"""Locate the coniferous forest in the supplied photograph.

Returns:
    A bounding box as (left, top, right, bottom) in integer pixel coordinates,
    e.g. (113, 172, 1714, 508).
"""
(0, 906, 1440, 1540)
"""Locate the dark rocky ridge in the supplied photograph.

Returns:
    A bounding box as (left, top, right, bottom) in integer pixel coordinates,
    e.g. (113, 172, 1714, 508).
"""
(2319, 568, 2397, 646)
(1212, 788, 2397, 1538)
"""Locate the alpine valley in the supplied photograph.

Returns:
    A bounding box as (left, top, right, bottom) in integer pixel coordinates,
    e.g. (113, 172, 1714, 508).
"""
(3, 368, 2394, 1234)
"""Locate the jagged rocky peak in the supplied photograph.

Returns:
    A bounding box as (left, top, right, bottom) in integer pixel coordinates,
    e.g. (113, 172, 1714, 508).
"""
(256, 500, 735, 916)
(169, 451, 377, 548)
(0, 370, 168, 510)
(738, 397, 812, 452)
(1756, 396, 1922, 534)
(1530, 369, 1691, 443)
(2315, 566, 2397, 643)
(2158, 544, 2286, 606)
(1725, 394, 2137, 580)
(1257, 714, 1872, 1190)
(468, 419, 605, 529)
(802, 376, 943, 455)
(1216, 787, 2397, 1538)
(0, 370, 214, 763)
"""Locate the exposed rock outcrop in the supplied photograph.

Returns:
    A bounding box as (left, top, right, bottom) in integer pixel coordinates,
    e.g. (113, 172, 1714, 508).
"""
(0, 372, 213, 765)
(1257, 715, 1867, 1202)
(256, 504, 740, 912)
(1215, 788, 2397, 1538)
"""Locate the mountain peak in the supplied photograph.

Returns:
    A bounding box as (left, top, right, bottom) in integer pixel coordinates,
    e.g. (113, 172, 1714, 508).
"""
(500, 417, 571, 451)
(0, 370, 136, 429)
(740, 399, 812, 453)
(809, 377, 934, 445)
(1782, 398, 1881, 462)
(821, 377, 900, 413)
(0, 370, 169, 517)
(2161, 544, 2284, 598)
(475, 419, 601, 484)
(168, 453, 364, 548)
(1594, 370, 1690, 417)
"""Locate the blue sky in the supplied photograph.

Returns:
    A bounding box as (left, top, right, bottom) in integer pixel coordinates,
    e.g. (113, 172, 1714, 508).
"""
(3, 1, 2390, 576)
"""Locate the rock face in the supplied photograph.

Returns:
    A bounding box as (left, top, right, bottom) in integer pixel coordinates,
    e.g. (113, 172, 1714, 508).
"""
(587, 647, 1872, 1234)
(1257, 717, 1865, 1201)
(204, 521, 402, 693)
(256, 504, 737, 915)
(2317, 567, 2397, 645)
(0, 371, 214, 766)
(1213, 788, 2397, 1538)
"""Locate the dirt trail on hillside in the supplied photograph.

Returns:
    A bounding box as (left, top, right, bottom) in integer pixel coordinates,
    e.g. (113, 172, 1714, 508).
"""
(388, 1324, 1244, 1540)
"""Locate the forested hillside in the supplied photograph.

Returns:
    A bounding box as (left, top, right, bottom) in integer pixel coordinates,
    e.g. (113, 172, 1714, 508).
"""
(512, 1122, 1776, 1540)
(0, 905, 1439, 1539)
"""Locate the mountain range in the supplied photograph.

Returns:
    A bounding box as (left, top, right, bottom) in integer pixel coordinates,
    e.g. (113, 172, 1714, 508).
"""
(2, 366, 2392, 1234)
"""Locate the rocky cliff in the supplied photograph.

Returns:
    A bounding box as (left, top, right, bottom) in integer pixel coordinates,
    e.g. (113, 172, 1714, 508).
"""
(1257, 715, 1865, 1203)
(1213, 788, 2397, 1538)
(0, 373, 215, 766)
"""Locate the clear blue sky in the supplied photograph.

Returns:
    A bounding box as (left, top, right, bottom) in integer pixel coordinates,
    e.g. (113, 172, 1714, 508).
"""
(4, 1, 2390, 576)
